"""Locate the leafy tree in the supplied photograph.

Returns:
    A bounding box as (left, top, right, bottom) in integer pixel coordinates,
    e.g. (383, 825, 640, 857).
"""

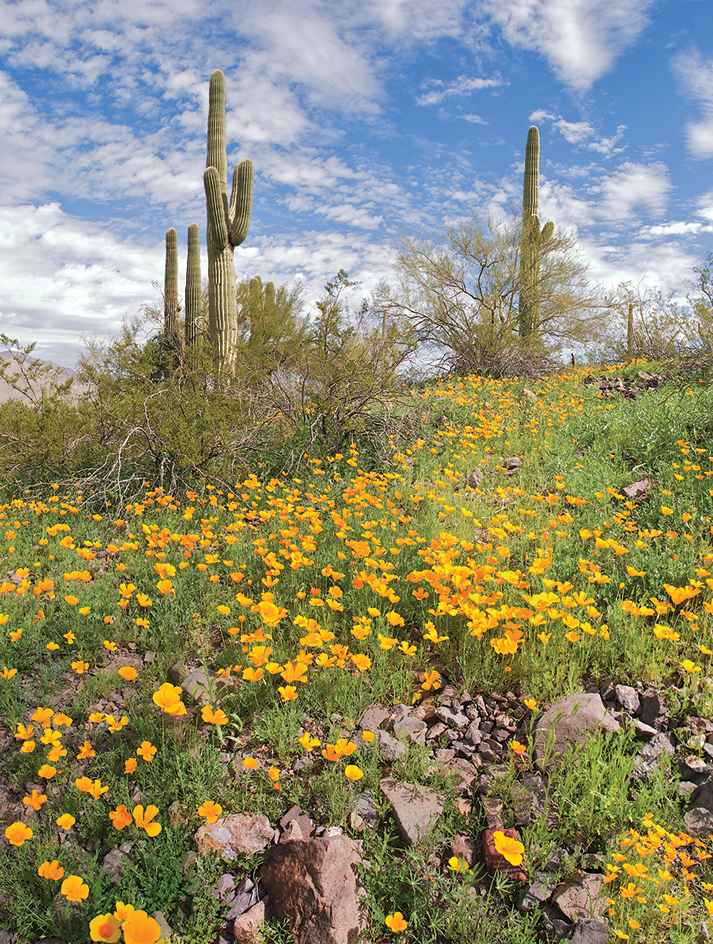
(235, 276, 307, 375)
(602, 281, 686, 362)
(269, 270, 417, 456)
(377, 213, 602, 374)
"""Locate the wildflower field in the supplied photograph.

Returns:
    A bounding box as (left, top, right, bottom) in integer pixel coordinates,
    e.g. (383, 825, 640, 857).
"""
(2, 361, 713, 943)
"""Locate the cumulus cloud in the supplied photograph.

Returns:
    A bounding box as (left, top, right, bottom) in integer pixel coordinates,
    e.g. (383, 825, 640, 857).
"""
(673, 50, 713, 159)
(484, 0, 656, 90)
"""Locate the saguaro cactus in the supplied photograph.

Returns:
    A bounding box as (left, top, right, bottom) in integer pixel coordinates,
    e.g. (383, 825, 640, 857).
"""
(184, 223, 202, 348)
(164, 228, 180, 369)
(518, 126, 554, 339)
(204, 69, 254, 377)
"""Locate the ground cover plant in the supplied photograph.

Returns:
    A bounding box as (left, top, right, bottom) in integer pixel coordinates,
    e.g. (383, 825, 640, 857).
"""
(1, 361, 713, 942)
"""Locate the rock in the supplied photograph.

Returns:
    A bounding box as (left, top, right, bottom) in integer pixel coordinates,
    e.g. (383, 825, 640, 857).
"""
(450, 835, 478, 867)
(684, 808, 713, 836)
(392, 717, 427, 743)
(570, 917, 608, 944)
(615, 684, 640, 714)
(226, 878, 261, 921)
(426, 722, 448, 741)
(169, 660, 213, 707)
(480, 795, 504, 830)
(533, 693, 620, 769)
(482, 828, 527, 882)
(464, 720, 482, 745)
(280, 805, 313, 840)
(354, 790, 379, 829)
(435, 706, 469, 728)
(551, 872, 605, 921)
(102, 848, 129, 883)
(517, 873, 555, 912)
(639, 689, 667, 729)
(360, 703, 390, 731)
(196, 814, 276, 860)
(542, 904, 574, 939)
(467, 468, 483, 489)
(633, 732, 676, 779)
(441, 758, 478, 796)
(376, 730, 407, 763)
(511, 772, 555, 826)
(631, 718, 657, 739)
(379, 778, 444, 846)
(260, 835, 365, 944)
(151, 913, 172, 942)
(232, 898, 271, 944)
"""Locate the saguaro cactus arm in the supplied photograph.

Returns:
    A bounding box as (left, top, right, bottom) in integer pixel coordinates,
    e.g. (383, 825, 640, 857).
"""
(228, 159, 253, 247)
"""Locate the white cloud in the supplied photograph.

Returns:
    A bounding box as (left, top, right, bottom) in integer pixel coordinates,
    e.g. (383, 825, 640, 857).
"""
(484, 0, 656, 90)
(530, 109, 627, 156)
(593, 162, 671, 221)
(416, 75, 503, 106)
(0, 203, 167, 366)
(673, 50, 713, 159)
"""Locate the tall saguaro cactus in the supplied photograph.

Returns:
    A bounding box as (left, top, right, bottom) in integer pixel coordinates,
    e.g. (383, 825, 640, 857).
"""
(184, 223, 202, 348)
(518, 126, 554, 339)
(204, 69, 254, 377)
(164, 228, 180, 369)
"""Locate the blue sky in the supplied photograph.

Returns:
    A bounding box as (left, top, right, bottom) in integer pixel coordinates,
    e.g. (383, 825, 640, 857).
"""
(0, 0, 711, 366)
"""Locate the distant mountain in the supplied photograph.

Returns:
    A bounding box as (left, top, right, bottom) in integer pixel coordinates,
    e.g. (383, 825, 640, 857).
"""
(0, 355, 87, 404)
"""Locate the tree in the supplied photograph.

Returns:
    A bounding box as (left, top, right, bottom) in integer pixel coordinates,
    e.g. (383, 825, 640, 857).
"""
(235, 275, 307, 375)
(268, 270, 417, 455)
(377, 213, 602, 374)
(603, 280, 689, 362)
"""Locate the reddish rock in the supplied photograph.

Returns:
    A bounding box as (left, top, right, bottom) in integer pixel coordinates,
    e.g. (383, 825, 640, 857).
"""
(482, 828, 527, 882)
(195, 813, 276, 860)
(261, 834, 365, 944)
(232, 899, 272, 944)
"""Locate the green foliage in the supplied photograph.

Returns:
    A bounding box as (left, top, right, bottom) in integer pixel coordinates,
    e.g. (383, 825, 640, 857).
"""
(235, 275, 307, 375)
(270, 270, 418, 458)
(382, 212, 601, 375)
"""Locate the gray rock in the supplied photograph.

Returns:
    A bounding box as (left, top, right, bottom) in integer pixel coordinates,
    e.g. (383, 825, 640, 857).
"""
(534, 693, 620, 769)
(435, 706, 469, 728)
(102, 848, 129, 883)
(151, 913, 172, 942)
(541, 904, 572, 939)
(226, 878, 261, 921)
(684, 808, 713, 836)
(631, 718, 657, 738)
(516, 873, 555, 912)
(615, 684, 640, 714)
(480, 795, 504, 830)
(392, 716, 427, 743)
(360, 703, 390, 731)
(570, 918, 608, 944)
(552, 872, 605, 921)
(426, 722, 448, 741)
(465, 720, 482, 745)
(511, 772, 554, 826)
(639, 689, 667, 729)
(633, 731, 676, 779)
(376, 729, 407, 764)
(379, 777, 444, 846)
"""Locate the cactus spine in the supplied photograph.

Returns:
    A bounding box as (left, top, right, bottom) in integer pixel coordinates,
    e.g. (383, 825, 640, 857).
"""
(204, 69, 254, 377)
(185, 223, 202, 348)
(164, 228, 180, 368)
(518, 126, 554, 339)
